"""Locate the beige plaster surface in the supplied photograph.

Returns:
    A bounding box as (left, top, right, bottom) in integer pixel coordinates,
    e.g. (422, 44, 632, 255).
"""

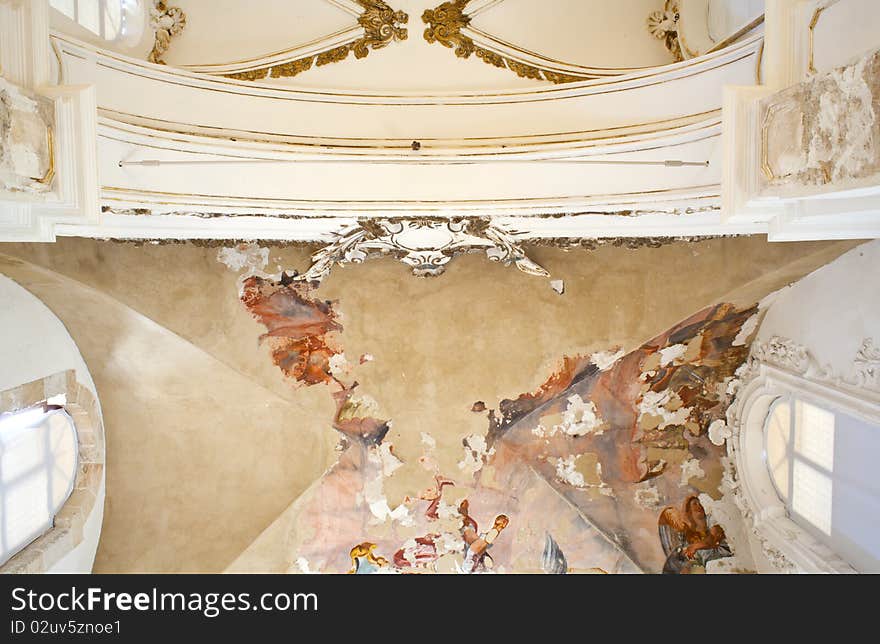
(0, 252, 336, 573)
(0, 236, 864, 571)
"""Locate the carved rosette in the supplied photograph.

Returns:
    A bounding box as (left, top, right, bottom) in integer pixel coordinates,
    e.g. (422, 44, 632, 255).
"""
(646, 0, 684, 63)
(298, 218, 549, 282)
(148, 1, 187, 65)
(225, 1, 408, 81)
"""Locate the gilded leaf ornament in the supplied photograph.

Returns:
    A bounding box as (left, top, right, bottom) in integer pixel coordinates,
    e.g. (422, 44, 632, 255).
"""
(354, 0, 409, 58)
(148, 1, 186, 65)
(421, 1, 592, 84)
(422, 0, 474, 58)
(225, 0, 408, 81)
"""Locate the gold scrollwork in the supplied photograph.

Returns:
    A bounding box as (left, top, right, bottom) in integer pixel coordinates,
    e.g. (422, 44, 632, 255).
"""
(225, 1, 408, 81)
(30, 127, 55, 187)
(759, 101, 802, 183)
(148, 1, 187, 65)
(423, 0, 474, 58)
(808, 0, 840, 75)
(422, 1, 594, 84)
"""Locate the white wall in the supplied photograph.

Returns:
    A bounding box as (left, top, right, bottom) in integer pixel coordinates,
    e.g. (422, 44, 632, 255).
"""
(49, 1, 153, 60)
(0, 274, 104, 573)
(757, 240, 880, 375)
(748, 240, 880, 573)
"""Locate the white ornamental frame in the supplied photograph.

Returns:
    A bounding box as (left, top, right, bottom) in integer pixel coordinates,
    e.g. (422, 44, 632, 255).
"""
(723, 336, 880, 573)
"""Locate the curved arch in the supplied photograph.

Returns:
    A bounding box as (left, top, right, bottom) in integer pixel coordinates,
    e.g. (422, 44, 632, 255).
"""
(726, 344, 880, 573)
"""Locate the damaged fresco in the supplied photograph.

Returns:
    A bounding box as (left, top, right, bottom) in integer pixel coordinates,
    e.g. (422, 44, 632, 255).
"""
(238, 260, 757, 574)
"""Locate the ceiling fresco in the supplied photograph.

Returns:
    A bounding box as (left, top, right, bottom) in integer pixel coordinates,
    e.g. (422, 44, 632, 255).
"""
(239, 259, 760, 574)
(0, 236, 861, 572)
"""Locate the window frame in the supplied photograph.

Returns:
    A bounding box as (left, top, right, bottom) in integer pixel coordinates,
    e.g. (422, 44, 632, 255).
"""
(0, 371, 104, 574)
(734, 358, 880, 573)
(0, 406, 80, 566)
(50, 0, 146, 46)
(761, 392, 877, 560)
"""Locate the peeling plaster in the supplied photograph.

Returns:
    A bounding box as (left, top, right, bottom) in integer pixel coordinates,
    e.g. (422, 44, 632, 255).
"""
(216, 243, 270, 278)
(762, 48, 880, 187)
(0, 78, 54, 193)
(658, 343, 687, 367)
(549, 394, 604, 437)
(458, 433, 495, 475)
(480, 302, 756, 572)
(554, 454, 587, 488)
(241, 275, 343, 388)
(679, 457, 706, 486)
(707, 419, 731, 446)
(634, 484, 662, 509)
(732, 312, 759, 347)
(637, 389, 692, 430)
(590, 347, 625, 371)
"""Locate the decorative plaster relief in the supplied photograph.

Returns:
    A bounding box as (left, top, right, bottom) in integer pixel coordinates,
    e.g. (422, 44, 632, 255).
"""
(760, 48, 880, 187)
(224, 1, 408, 80)
(646, 0, 684, 63)
(422, 0, 590, 84)
(721, 335, 880, 573)
(0, 77, 54, 193)
(148, 1, 187, 65)
(298, 218, 549, 282)
(749, 335, 880, 394)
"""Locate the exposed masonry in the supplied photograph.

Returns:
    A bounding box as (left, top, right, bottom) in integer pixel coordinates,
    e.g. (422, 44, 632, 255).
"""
(0, 78, 54, 193)
(761, 47, 880, 187)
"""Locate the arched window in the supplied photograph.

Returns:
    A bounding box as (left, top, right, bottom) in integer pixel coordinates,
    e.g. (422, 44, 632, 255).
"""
(50, 0, 146, 46)
(763, 396, 880, 572)
(0, 405, 78, 566)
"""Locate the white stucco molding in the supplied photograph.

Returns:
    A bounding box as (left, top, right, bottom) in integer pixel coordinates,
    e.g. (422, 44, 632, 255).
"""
(723, 335, 880, 573)
(0, 0, 51, 88)
(722, 1, 880, 239)
(0, 1, 100, 241)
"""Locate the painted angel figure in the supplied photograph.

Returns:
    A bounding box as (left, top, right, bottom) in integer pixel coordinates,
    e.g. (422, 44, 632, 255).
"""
(459, 500, 509, 573)
(658, 495, 731, 574)
(348, 542, 389, 574)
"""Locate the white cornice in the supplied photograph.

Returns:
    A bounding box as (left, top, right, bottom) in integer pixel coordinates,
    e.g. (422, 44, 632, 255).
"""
(50, 31, 762, 105)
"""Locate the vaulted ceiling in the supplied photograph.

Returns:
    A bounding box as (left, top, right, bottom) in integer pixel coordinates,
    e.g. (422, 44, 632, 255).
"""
(50, 1, 765, 92)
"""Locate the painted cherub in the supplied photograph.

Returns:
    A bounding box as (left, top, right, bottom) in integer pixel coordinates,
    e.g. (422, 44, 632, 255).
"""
(458, 500, 510, 573)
